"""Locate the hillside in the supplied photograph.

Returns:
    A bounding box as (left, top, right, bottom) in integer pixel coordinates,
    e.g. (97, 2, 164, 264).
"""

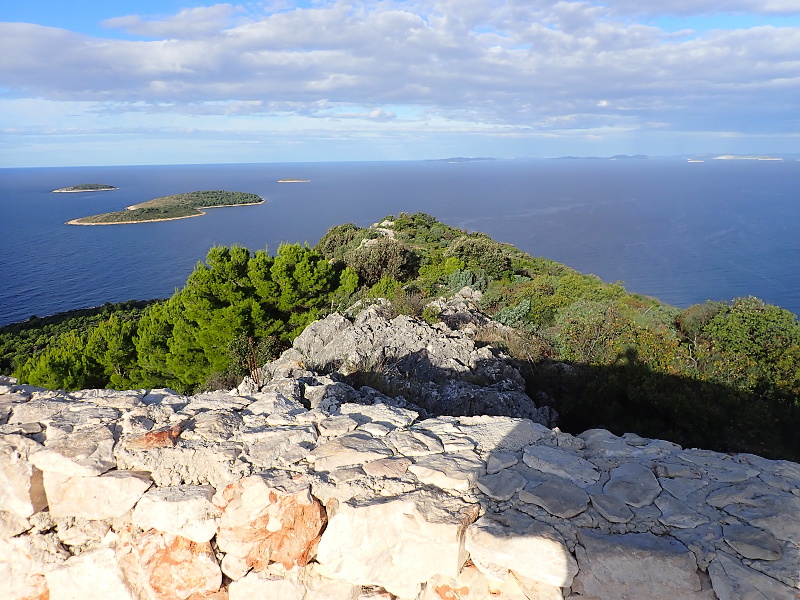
(2, 212, 799, 459)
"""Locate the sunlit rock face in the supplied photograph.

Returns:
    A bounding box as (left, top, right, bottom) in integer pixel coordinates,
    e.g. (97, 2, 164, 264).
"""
(2, 304, 799, 599)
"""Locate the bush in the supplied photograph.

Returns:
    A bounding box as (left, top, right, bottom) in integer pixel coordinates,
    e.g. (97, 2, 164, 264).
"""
(344, 239, 413, 287)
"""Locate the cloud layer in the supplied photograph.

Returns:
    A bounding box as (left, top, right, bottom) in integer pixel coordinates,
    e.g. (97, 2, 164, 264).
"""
(2, 0, 799, 164)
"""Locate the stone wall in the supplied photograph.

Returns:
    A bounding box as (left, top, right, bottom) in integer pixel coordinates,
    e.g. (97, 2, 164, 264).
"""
(1, 306, 799, 599)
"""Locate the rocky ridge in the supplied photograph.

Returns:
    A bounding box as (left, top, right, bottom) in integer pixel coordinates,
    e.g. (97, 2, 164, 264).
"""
(1, 295, 799, 599)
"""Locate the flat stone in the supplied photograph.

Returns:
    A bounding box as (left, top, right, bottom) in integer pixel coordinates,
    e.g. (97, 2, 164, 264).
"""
(659, 477, 709, 500)
(485, 451, 519, 474)
(328, 466, 365, 483)
(44, 470, 152, 519)
(522, 444, 600, 487)
(465, 509, 577, 588)
(317, 415, 359, 437)
(190, 410, 244, 441)
(722, 524, 782, 561)
(454, 416, 551, 453)
(655, 494, 711, 529)
(239, 425, 317, 469)
(475, 470, 528, 501)
(339, 402, 418, 429)
(308, 432, 393, 471)
(573, 529, 707, 600)
(316, 489, 480, 599)
(408, 450, 486, 491)
(385, 428, 444, 456)
(362, 457, 412, 478)
(708, 552, 797, 600)
(519, 479, 589, 518)
(228, 572, 306, 600)
(722, 493, 800, 543)
(31, 424, 116, 476)
(603, 462, 661, 507)
(437, 433, 477, 453)
(590, 493, 634, 524)
(131, 484, 220, 543)
(8, 397, 72, 424)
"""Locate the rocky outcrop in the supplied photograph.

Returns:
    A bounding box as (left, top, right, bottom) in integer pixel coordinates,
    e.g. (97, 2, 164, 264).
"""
(1, 305, 799, 599)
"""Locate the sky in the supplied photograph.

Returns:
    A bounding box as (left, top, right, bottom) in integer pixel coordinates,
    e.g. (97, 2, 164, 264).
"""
(2, 0, 800, 167)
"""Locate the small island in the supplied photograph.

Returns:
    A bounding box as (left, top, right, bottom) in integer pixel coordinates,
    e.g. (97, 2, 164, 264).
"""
(67, 190, 263, 225)
(52, 183, 118, 193)
(277, 178, 311, 183)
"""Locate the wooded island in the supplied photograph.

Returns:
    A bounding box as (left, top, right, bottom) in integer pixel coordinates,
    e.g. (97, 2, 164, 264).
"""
(52, 183, 118, 193)
(66, 190, 263, 225)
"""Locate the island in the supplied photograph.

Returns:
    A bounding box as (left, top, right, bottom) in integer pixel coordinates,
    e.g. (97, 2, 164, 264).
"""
(52, 183, 118, 193)
(277, 178, 311, 183)
(66, 190, 263, 225)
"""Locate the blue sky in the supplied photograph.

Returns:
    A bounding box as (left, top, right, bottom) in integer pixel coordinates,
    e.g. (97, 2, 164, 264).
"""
(2, 0, 800, 167)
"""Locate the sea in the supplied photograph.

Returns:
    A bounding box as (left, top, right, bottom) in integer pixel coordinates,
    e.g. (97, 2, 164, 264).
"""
(1, 158, 799, 327)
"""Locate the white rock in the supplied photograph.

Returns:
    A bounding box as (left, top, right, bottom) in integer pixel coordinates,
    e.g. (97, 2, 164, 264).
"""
(308, 431, 393, 471)
(131, 484, 220, 543)
(655, 494, 711, 529)
(228, 571, 306, 600)
(31, 424, 116, 476)
(385, 428, 444, 456)
(465, 510, 577, 588)
(522, 444, 600, 487)
(486, 451, 519, 474)
(46, 547, 136, 600)
(589, 493, 634, 524)
(453, 416, 550, 453)
(316, 490, 479, 599)
(408, 451, 486, 491)
(722, 523, 783, 561)
(0, 434, 47, 518)
(573, 529, 710, 599)
(44, 470, 152, 519)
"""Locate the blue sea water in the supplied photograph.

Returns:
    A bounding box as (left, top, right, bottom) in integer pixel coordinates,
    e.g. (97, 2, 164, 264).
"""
(1, 158, 799, 327)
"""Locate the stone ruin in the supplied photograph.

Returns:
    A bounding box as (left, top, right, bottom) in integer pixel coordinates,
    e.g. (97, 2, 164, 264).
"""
(1, 295, 799, 599)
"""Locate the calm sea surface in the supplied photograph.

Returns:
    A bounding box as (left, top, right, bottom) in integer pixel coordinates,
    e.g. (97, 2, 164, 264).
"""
(1, 159, 798, 326)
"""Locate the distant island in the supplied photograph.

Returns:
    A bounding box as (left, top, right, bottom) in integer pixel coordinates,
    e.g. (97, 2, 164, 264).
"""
(713, 154, 783, 161)
(52, 183, 118, 193)
(67, 190, 263, 225)
(277, 179, 311, 183)
(425, 157, 496, 163)
(555, 155, 649, 160)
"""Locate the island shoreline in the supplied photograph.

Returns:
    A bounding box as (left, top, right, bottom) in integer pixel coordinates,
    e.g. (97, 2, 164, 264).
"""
(66, 198, 265, 226)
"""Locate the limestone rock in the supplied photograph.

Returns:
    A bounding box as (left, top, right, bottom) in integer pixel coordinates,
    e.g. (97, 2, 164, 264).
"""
(316, 490, 479, 599)
(131, 485, 220, 543)
(362, 457, 412, 478)
(31, 424, 116, 476)
(214, 471, 327, 571)
(308, 431, 393, 471)
(0, 535, 58, 600)
(46, 547, 136, 600)
(722, 523, 782, 561)
(228, 571, 306, 600)
(408, 450, 486, 491)
(573, 530, 712, 599)
(589, 493, 634, 524)
(655, 493, 711, 529)
(522, 444, 600, 487)
(465, 510, 577, 588)
(118, 528, 221, 600)
(603, 462, 662, 507)
(0, 434, 47, 518)
(519, 478, 590, 518)
(708, 552, 797, 600)
(44, 470, 152, 520)
(476, 469, 528, 501)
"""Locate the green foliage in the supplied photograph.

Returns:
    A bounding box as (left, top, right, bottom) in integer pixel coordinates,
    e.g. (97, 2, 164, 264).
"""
(444, 236, 511, 278)
(369, 276, 403, 299)
(344, 239, 413, 287)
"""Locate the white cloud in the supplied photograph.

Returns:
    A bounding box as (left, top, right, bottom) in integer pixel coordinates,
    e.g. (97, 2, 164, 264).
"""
(1, 0, 799, 164)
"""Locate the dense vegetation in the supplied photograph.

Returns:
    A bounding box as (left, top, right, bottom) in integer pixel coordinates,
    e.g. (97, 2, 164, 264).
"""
(69, 190, 261, 224)
(3, 213, 799, 460)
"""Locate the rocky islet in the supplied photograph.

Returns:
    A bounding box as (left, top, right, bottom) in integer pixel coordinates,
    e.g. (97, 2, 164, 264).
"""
(1, 296, 799, 599)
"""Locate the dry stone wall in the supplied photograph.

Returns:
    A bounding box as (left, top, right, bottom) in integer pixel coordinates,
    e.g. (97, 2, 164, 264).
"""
(1, 304, 799, 599)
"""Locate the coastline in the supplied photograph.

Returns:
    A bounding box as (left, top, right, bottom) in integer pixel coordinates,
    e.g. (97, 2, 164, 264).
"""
(66, 198, 265, 226)
(52, 187, 118, 193)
